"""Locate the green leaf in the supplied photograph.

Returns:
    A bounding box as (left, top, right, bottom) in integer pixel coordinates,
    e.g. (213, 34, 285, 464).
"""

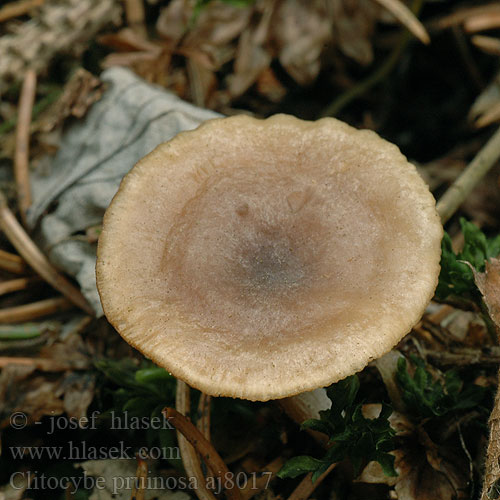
(301, 418, 332, 435)
(311, 462, 332, 483)
(327, 375, 360, 418)
(278, 456, 326, 479)
(375, 452, 397, 477)
(135, 366, 173, 384)
(95, 358, 177, 450)
(123, 396, 149, 414)
(280, 375, 396, 483)
(444, 369, 462, 397)
(396, 355, 486, 418)
(437, 218, 500, 300)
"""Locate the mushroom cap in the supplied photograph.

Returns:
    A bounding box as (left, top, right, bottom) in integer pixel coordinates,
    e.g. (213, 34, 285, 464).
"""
(96, 114, 442, 402)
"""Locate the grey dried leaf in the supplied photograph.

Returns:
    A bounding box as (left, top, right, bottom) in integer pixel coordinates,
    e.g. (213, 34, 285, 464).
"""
(27, 67, 220, 315)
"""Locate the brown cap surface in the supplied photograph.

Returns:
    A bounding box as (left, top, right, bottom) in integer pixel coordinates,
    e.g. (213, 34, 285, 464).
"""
(96, 114, 442, 401)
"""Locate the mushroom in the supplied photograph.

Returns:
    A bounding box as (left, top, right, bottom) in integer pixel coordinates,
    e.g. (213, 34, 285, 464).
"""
(96, 114, 442, 405)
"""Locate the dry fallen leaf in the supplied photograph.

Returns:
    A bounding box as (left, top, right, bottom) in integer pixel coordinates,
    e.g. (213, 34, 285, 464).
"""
(229, 28, 272, 97)
(359, 413, 469, 500)
(156, 0, 191, 46)
(470, 258, 500, 329)
(0, 473, 30, 500)
(97, 0, 393, 108)
(472, 35, 500, 57)
(256, 67, 287, 102)
(93, 0, 418, 111)
(395, 439, 467, 500)
(436, 3, 500, 31)
(187, 58, 217, 107)
(273, 0, 333, 83)
(374, 0, 429, 44)
(0, 364, 65, 426)
(467, 259, 500, 499)
(330, 0, 378, 66)
(37, 68, 105, 133)
(469, 73, 500, 128)
(183, 0, 252, 48)
(61, 372, 96, 420)
(98, 28, 171, 85)
(0, 332, 93, 427)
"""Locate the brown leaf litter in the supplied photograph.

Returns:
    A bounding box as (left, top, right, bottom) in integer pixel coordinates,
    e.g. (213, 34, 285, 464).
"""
(461, 257, 500, 500)
(98, 0, 425, 110)
(359, 409, 469, 500)
(469, 258, 500, 330)
(37, 68, 105, 133)
(0, 329, 94, 428)
(0, 0, 121, 94)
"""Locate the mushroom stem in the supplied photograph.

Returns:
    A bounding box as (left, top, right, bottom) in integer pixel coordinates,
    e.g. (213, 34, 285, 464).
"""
(197, 392, 212, 441)
(280, 351, 407, 437)
(278, 388, 331, 445)
(174, 380, 217, 500)
(164, 405, 242, 500)
(374, 350, 406, 413)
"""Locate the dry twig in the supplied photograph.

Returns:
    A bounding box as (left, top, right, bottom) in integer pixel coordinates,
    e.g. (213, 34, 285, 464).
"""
(373, 0, 429, 44)
(0, 297, 72, 323)
(197, 392, 212, 441)
(436, 4, 500, 30)
(0, 0, 43, 22)
(472, 35, 500, 56)
(0, 355, 70, 370)
(0, 276, 40, 296)
(15, 69, 36, 226)
(131, 457, 148, 500)
(436, 125, 500, 224)
(0, 192, 93, 314)
(240, 457, 284, 500)
(286, 464, 336, 500)
(164, 406, 242, 500)
(0, 249, 27, 275)
(0, 323, 48, 340)
(464, 12, 500, 33)
(473, 102, 500, 129)
(124, 0, 146, 37)
(423, 346, 500, 366)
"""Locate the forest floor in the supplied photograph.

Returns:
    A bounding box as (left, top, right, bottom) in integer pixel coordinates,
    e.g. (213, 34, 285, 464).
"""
(1, 1, 500, 499)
